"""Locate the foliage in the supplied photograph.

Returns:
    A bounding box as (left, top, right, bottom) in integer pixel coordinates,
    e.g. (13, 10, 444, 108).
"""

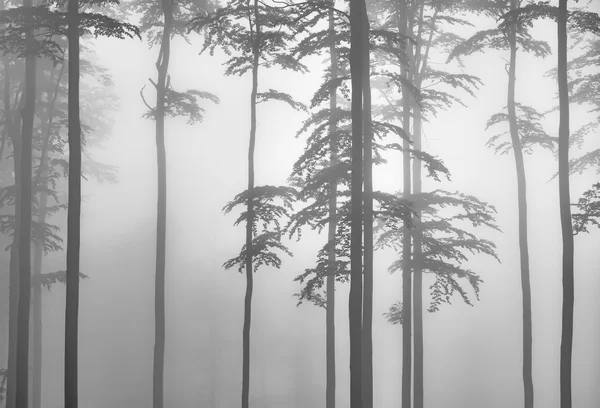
(223, 186, 298, 273)
(141, 81, 219, 124)
(34, 270, 90, 291)
(572, 183, 600, 234)
(0, 3, 140, 63)
(377, 190, 500, 324)
(486, 103, 557, 155)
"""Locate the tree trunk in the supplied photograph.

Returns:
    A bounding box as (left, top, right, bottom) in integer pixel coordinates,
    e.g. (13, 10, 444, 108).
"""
(65, 0, 81, 407)
(412, 7, 436, 408)
(399, 2, 413, 407)
(242, 1, 260, 407)
(557, 1, 574, 407)
(15, 0, 36, 403)
(32, 62, 63, 408)
(153, 1, 173, 408)
(361, 4, 373, 408)
(326, 5, 338, 408)
(3, 38, 19, 408)
(506, 2, 534, 407)
(349, 0, 364, 405)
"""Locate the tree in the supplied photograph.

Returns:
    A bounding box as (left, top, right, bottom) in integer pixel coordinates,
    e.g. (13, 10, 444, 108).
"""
(190, 3, 304, 407)
(449, 2, 555, 406)
(14, 0, 36, 407)
(557, 1, 574, 407)
(348, 0, 366, 406)
(64, 0, 81, 407)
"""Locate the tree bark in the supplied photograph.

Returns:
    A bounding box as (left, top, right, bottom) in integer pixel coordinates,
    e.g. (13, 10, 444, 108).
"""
(399, 2, 413, 407)
(349, 0, 364, 405)
(31, 62, 63, 408)
(65, 1, 81, 407)
(3, 26, 19, 408)
(15, 0, 36, 403)
(326, 5, 338, 408)
(506, 2, 534, 407)
(242, 1, 260, 407)
(361, 4, 373, 408)
(153, 1, 173, 408)
(557, 1, 574, 407)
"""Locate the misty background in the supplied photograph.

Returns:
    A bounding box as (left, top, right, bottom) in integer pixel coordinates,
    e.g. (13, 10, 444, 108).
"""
(0, 1, 599, 408)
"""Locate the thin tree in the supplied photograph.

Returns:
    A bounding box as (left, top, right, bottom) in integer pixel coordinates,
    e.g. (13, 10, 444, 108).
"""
(557, 1, 574, 407)
(349, 0, 364, 406)
(360, 2, 373, 407)
(65, 0, 81, 407)
(153, 1, 173, 407)
(326, 4, 338, 408)
(14, 0, 36, 404)
(399, 2, 412, 407)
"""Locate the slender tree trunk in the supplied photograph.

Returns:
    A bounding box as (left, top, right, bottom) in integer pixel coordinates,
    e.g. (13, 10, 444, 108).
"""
(361, 5, 373, 408)
(557, 1, 574, 407)
(15, 0, 36, 402)
(242, 2, 260, 407)
(153, 1, 173, 408)
(326, 5, 338, 408)
(349, 0, 364, 405)
(506, 3, 534, 407)
(399, 2, 413, 407)
(32, 63, 63, 408)
(412, 105, 423, 408)
(3, 29, 19, 408)
(412, 8, 436, 408)
(65, 1, 81, 408)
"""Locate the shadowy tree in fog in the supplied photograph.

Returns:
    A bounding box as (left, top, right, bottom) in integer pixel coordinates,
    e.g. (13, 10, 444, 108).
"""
(135, 0, 217, 405)
(449, 1, 556, 405)
(498, 2, 600, 406)
(190, 2, 305, 407)
(15, 0, 35, 405)
(348, 0, 367, 405)
(0, 1, 138, 407)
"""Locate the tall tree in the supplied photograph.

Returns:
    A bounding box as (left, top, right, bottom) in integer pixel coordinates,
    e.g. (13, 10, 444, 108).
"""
(506, 1, 534, 406)
(14, 0, 36, 405)
(326, 5, 338, 408)
(153, 1, 173, 407)
(557, 1, 574, 407)
(65, 0, 81, 408)
(361, 3, 373, 408)
(349, 0, 365, 406)
(191, 3, 303, 407)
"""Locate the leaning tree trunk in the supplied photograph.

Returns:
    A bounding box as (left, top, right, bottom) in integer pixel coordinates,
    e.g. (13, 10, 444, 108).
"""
(32, 62, 63, 408)
(399, 2, 413, 407)
(153, 1, 173, 408)
(65, 0, 81, 407)
(349, 0, 364, 405)
(361, 4, 373, 408)
(507, 2, 534, 407)
(242, 1, 260, 407)
(325, 5, 338, 408)
(15, 0, 37, 402)
(557, 1, 574, 407)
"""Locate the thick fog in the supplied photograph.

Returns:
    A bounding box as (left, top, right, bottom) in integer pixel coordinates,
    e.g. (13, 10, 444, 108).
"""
(0, 1, 599, 408)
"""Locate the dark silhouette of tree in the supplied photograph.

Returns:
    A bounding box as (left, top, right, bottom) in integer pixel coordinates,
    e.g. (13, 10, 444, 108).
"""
(349, 0, 366, 406)
(557, 2, 574, 407)
(152, 1, 172, 406)
(449, 2, 556, 406)
(64, 0, 81, 407)
(14, 0, 36, 407)
(190, 3, 304, 407)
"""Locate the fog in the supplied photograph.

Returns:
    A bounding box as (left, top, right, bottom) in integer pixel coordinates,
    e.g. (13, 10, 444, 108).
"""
(0, 1, 599, 408)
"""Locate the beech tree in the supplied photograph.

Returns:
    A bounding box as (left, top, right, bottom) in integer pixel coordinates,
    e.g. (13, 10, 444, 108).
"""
(190, 2, 305, 406)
